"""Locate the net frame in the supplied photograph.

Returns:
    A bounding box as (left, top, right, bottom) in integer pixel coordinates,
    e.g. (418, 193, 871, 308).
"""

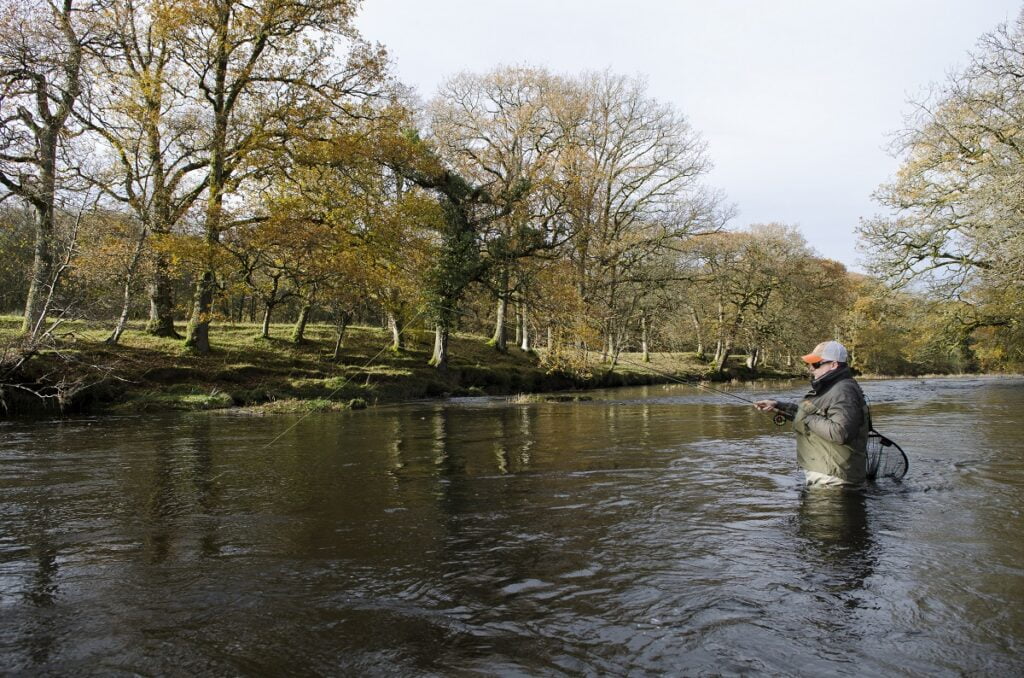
(866, 430, 909, 481)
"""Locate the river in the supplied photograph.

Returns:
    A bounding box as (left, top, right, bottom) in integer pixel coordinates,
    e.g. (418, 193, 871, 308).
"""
(2, 376, 1023, 675)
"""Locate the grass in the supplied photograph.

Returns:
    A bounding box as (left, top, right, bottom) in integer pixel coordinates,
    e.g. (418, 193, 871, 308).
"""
(507, 393, 595, 403)
(0, 314, 802, 416)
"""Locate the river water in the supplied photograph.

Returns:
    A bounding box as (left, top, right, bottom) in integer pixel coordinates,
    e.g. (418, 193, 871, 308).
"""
(2, 376, 1023, 676)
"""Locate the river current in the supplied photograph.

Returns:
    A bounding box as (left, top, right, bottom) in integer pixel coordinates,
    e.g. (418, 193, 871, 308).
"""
(2, 376, 1023, 675)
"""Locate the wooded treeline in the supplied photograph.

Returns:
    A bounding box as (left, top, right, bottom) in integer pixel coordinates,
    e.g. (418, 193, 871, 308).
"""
(2, 0, 1021, 378)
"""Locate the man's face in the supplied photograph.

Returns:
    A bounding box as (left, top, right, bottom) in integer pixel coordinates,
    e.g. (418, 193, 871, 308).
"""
(808, 360, 837, 379)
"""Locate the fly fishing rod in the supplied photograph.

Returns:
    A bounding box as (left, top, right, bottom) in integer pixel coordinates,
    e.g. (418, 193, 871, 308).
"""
(609, 354, 792, 425)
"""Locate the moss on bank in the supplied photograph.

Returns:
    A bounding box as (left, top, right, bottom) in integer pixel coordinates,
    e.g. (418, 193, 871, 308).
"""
(0, 315, 801, 416)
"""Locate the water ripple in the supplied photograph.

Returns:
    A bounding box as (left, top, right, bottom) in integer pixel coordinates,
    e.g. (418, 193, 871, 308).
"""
(1, 378, 1023, 674)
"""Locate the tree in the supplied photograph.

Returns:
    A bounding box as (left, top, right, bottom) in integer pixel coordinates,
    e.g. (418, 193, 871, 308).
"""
(429, 66, 572, 353)
(220, 218, 297, 339)
(357, 173, 437, 352)
(560, 72, 728, 363)
(173, 0, 385, 354)
(845, 279, 919, 374)
(684, 224, 845, 374)
(767, 256, 851, 367)
(417, 167, 514, 369)
(267, 112, 439, 349)
(372, 113, 525, 369)
(530, 257, 595, 375)
(0, 0, 94, 336)
(79, 0, 209, 338)
(68, 208, 151, 344)
(860, 11, 1024, 363)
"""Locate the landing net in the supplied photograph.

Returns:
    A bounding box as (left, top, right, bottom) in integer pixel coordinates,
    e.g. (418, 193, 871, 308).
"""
(866, 430, 909, 481)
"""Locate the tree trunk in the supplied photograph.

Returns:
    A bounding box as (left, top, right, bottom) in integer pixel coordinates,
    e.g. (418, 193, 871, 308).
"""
(184, 269, 216, 353)
(106, 279, 133, 345)
(18, 2, 82, 336)
(184, 186, 222, 354)
(333, 312, 350, 360)
(106, 226, 148, 345)
(146, 252, 180, 338)
(716, 337, 733, 374)
(691, 308, 704, 359)
(184, 176, 223, 352)
(260, 302, 274, 339)
(490, 295, 508, 352)
(714, 301, 729, 363)
(641, 314, 650, 362)
(259, 275, 282, 338)
(387, 309, 405, 351)
(513, 300, 522, 346)
(430, 322, 449, 370)
(746, 346, 760, 371)
(184, 17, 230, 355)
(22, 166, 57, 337)
(292, 303, 312, 344)
(519, 302, 530, 352)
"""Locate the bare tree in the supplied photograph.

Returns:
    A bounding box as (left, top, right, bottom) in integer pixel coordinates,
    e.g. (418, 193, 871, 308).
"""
(860, 11, 1024, 362)
(562, 72, 728, 365)
(0, 0, 94, 336)
(78, 0, 210, 338)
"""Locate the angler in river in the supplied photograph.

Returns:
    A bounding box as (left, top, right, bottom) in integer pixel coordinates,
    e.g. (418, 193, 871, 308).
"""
(754, 340, 869, 487)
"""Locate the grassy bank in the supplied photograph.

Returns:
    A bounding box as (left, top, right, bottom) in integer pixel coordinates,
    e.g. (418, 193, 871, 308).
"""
(0, 315, 801, 416)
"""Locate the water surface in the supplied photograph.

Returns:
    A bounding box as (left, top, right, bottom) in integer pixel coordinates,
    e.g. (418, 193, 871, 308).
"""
(2, 377, 1023, 675)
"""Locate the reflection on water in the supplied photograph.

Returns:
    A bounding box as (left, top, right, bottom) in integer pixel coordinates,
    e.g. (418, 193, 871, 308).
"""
(796, 490, 874, 608)
(1, 377, 1023, 675)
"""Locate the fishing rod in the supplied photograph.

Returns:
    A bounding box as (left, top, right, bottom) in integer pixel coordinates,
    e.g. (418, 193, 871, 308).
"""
(613, 353, 907, 480)
(257, 304, 907, 481)
(610, 353, 792, 425)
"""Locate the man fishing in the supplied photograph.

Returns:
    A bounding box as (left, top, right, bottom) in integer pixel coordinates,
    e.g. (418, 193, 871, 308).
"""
(754, 341, 869, 487)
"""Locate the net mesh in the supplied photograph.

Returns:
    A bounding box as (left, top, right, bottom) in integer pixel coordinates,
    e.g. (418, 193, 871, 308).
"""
(866, 430, 909, 481)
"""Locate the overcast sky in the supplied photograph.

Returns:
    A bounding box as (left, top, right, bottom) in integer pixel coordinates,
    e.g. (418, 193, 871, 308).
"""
(354, 1, 1023, 270)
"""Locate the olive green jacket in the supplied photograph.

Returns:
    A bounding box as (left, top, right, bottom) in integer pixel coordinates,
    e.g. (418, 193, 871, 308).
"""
(776, 367, 869, 485)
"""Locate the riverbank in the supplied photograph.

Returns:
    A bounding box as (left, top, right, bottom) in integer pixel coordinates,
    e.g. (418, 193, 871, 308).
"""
(1, 316, 804, 416)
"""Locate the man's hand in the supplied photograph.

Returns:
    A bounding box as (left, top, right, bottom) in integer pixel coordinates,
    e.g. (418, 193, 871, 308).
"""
(754, 399, 778, 412)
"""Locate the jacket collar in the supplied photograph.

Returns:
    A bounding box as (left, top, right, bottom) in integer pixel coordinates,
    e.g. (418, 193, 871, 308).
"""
(808, 364, 852, 396)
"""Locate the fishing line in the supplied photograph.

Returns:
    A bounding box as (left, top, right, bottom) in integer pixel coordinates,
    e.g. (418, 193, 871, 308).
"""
(260, 311, 908, 480)
(610, 354, 791, 425)
(262, 304, 433, 449)
(614, 353, 908, 480)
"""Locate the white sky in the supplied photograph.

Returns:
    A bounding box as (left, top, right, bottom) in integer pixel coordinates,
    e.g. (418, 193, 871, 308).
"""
(354, 0, 1023, 270)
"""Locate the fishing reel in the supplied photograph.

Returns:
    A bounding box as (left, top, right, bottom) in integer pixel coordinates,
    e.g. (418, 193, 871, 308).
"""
(773, 413, 788, 427)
